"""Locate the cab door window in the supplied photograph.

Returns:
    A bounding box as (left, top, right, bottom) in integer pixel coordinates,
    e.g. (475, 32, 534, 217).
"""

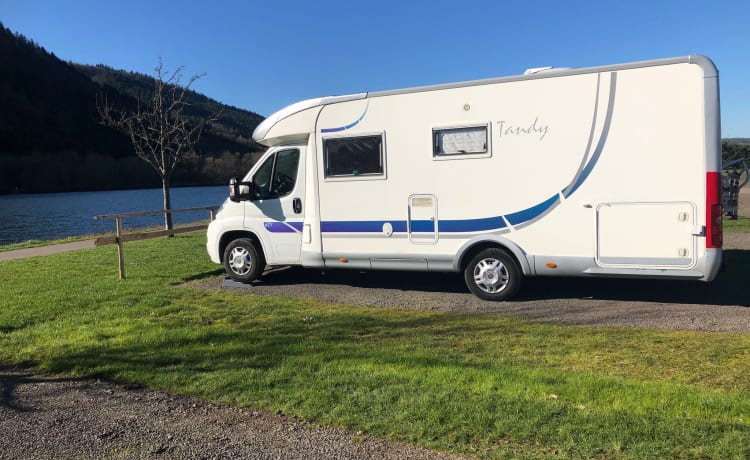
(252, 149, 300, 200)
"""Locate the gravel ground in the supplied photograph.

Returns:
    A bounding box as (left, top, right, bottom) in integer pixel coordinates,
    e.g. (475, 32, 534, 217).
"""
(212, 231, 750, 333)
(0, 364, 463, 460)
(1, 187, 748, 459)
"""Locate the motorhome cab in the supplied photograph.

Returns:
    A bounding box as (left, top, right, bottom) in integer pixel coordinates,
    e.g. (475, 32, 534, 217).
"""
(207, 55, 723, 301)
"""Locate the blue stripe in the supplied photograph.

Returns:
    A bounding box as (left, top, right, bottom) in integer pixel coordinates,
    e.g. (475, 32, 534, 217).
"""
(440, 216, 507, 232)
(409, 220, 435, 232)
(321, 220, 408, 233)
(274, 194, 559, 235)
(318, 193, 559, 234)
(505, 194, 560, 226)
(320, 105, 369, 133)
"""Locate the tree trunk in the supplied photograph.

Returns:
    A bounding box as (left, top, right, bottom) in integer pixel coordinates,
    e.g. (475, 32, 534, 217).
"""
(162, 177, 173, 232)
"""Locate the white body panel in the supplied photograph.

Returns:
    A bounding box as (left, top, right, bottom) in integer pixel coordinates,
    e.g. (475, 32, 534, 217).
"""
(208, 55, 722, 286)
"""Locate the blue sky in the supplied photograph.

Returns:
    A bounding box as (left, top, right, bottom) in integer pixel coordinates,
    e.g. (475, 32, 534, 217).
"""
(3, 0, 749, 136)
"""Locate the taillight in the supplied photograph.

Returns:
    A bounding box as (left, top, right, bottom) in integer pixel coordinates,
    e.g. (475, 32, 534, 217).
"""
(706, 172, 722, 248)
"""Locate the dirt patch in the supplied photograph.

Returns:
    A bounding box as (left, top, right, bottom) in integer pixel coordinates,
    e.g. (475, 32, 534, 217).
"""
(739, 185, 750, 217)
(0, 240, 95, 261)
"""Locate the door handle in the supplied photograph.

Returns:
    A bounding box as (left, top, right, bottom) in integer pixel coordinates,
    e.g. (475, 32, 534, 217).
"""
(293, 198, 302, 214)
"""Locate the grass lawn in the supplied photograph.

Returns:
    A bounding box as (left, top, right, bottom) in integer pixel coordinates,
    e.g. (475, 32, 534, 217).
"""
(725, 216, 750, 233)
(1, 233, 750, 459)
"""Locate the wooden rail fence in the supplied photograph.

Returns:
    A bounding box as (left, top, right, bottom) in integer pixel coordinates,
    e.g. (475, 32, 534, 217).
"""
(94, 206, 218, 279)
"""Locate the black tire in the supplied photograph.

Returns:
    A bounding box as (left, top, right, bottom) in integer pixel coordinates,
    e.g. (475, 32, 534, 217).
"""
(223, 238, 264, 283)
(463, 247, 522, 301)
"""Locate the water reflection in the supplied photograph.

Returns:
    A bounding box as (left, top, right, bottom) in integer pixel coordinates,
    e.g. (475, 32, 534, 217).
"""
(0, 186, 228, 245)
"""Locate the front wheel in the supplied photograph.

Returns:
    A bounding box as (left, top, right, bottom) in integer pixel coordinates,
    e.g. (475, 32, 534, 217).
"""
(464, 248, 522, 301)
(223, 238, 264, 283)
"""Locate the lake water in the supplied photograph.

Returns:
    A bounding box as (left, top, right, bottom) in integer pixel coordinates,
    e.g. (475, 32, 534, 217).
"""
(0, 185, 229, 245)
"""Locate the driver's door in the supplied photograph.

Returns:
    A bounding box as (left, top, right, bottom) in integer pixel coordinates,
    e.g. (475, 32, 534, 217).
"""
(244, 147, 305, 264)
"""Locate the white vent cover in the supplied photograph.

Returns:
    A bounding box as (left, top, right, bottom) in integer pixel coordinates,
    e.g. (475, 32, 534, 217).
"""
(523, 66, 554, 75)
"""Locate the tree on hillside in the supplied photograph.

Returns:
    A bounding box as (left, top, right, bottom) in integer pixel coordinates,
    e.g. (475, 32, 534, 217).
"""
(722, 140, 750, 164)
(97, 58, 220, 230)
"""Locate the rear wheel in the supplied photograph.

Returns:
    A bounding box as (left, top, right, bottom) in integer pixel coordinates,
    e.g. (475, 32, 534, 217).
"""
(223, 238, 264, 283)
(464, 248, 522, 301)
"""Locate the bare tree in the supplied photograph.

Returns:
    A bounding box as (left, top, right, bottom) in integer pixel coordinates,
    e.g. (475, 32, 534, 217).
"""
(98, 58, 220, 231)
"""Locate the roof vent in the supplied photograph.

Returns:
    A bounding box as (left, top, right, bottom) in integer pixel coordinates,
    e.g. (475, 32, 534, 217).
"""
(523, 66, 554, 75)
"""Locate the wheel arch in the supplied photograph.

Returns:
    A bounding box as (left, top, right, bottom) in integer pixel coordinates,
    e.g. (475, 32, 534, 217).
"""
(219, 230, 266, 262)
(454, 236, 533, 275)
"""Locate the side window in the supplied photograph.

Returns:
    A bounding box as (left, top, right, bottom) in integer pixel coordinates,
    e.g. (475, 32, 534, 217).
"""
(252, 149, 299, 200)
(324, 135, 384, 178)
(271, 149, 300, 196)
(433, 125, 489, 157)
(252, 155, 275, 200)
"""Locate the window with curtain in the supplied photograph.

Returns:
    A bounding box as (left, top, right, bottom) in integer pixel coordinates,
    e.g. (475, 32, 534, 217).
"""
(433, 125, 488, 156)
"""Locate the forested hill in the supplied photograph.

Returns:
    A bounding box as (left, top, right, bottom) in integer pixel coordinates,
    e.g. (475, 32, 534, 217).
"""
(0, 23, 265, 194)
(72, 63, 265, 153)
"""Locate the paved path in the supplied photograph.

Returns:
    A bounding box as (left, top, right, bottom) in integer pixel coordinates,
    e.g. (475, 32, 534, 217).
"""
(0, 240, 96, 262)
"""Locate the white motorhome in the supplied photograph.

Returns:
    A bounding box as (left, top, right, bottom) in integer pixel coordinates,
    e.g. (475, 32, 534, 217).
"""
(207, 55, 723, 300)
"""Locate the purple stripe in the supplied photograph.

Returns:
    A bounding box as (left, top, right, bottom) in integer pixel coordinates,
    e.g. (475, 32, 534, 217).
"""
(264, 222, 302, 233)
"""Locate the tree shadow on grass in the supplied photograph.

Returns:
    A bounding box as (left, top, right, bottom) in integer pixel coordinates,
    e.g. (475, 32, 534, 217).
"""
(40, 313, 525, 391)
(0, 363, 82, 413)
(33, 317, 750, 459)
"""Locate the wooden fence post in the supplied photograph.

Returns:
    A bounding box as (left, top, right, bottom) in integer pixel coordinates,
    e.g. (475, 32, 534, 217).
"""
(116, 216, 125, 280)
(94, 206, 217, 280)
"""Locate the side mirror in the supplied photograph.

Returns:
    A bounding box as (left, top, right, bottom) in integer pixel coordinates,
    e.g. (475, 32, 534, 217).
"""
(229, 178, 253, 202)
(229, 177, 240, 202)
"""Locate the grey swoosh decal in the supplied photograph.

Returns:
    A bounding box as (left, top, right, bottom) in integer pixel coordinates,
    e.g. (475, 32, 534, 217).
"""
(564, 72, 617, 198)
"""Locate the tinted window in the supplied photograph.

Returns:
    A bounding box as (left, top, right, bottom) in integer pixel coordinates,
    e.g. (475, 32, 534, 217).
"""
(324, 135, 383, 177)
(252, 155, 274, 199)
(252, 149, 299, 199)
(271, 149, 300, 196)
